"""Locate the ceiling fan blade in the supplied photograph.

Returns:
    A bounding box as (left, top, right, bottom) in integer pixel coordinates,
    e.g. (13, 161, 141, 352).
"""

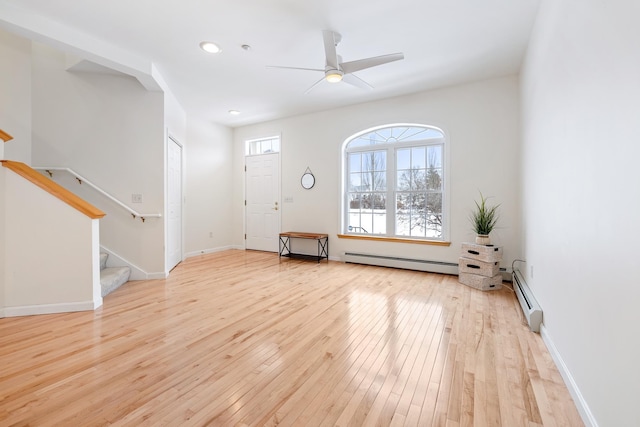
(342, 73, 373, 90)
(303, 77, 326, 94)
(322, 30, 339, 69)
(340, 52, 404, 74)
(267, 65, 325, 72)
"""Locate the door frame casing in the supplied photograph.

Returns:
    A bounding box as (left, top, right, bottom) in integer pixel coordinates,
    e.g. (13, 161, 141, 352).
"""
(166, 132, 184, 274)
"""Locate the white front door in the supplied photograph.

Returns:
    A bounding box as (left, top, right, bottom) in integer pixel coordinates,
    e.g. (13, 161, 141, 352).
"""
(246, 153, 280, 252)
(167, 136, 183, 271)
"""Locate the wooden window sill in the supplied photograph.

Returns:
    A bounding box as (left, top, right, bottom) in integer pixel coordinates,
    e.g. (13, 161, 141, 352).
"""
(337, 234, 451, 246)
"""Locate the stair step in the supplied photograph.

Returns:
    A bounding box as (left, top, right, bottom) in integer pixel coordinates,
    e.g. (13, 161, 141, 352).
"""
(100, 253, 108, 270)
(101, 266, 130, 297)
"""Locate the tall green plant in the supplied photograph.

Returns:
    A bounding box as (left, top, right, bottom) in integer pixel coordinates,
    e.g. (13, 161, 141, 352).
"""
(471, 192, 500, 235)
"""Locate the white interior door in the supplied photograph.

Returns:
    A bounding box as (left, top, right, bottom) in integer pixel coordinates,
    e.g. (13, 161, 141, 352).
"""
(246, 153, 280, 252)
(167, 136, 183, 270)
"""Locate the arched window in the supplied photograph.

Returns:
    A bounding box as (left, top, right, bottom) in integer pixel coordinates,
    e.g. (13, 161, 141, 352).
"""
(343, 124, 447, 240)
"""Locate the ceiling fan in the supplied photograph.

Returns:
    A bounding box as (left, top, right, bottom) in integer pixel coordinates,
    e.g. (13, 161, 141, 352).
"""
(268, 30, 404, 94)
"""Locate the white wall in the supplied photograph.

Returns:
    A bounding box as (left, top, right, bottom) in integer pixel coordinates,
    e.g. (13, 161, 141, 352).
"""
(3, 169, 100, 315)
(184, 117, 234, 256)
(0, 28, 33, 316)
(0, 29, 31, 163)
(521, 1, 640, 426)
(30, 42, 166, 275)
(160, 74, 187, 144)
(233, 76, 522, 268)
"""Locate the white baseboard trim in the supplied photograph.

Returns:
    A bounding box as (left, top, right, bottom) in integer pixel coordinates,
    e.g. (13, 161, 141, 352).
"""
(540, 324, 599, 427)
(186, 246, 334, 261)
(4, 300, 99, 317)
(185, 245, 236, 258)
(0, 308, 4, 318)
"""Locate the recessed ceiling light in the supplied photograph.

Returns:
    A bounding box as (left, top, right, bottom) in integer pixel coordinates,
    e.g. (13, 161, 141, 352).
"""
(200, 41, 222, 53)
(241, 44, 251, 51)
(228, 110, 240, 115)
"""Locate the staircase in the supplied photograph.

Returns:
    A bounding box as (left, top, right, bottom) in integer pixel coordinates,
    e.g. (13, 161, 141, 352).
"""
(100, 253, 131, 297)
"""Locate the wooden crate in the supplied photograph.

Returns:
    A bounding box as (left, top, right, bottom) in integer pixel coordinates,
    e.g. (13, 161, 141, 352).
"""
(460, 242, 503, 263)
(458, 272, 503, 291)
(458, 257, 500, 277)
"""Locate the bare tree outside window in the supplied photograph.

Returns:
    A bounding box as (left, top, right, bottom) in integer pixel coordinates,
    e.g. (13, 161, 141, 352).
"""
(396, 168, 442, 237)
(347, 151, 387, 234)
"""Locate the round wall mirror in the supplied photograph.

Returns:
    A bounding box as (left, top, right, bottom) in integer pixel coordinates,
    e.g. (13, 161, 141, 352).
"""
(301, 172, 315, 189)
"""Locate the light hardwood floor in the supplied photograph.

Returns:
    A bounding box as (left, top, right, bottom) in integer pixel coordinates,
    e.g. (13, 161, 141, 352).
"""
(0, 250, 583, 426)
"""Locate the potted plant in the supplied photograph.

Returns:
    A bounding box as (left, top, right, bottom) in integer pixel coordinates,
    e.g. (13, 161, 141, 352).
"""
(470, 192, 500, 245)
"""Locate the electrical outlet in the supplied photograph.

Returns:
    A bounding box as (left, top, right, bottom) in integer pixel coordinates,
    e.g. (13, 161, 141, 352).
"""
(132, 193, 143, 203)
(209, 232, 213, 238)
(530, 265, 534, 278)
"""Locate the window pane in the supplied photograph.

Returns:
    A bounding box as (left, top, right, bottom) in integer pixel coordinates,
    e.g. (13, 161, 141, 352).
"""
(427, 145, 442, 168)
(401, 127, 429, 142)
(373, 171, 386, 191)
(391, 126, 409, 140)
(411, 168, 426, 191)
(371, 193, 386, 234)
(349, 153, 361, 173)
(395, 194, 410, 236)
(349, 172, 362, 192)
(401, 127, 443, 142)
(397, 148, 410, 169)
(411, 147, 426, 169)
(363, 152, 375, 172)
(409, 194, 427, 237)
(372, 193, 386, 210)
(426, 193, 442, 214)
(360, 213, 373, 234)
(348, 194, 365, 233)
(396, 170, 410, 191)
(360, 172, 372, 192)
(248, 141, 258, 155)
(349, 193, 361, 209)
(348, 139, 369, 148)
(374, 151, 386, 171)
(426, 193, 442, 238)
(426, 168, 442, 191)
(374, 128, 393, 142)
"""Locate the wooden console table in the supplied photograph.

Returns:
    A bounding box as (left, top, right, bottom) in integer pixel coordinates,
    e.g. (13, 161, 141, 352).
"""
(279, 232, 329, 263)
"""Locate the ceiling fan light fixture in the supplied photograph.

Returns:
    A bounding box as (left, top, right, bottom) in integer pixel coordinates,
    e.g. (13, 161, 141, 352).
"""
(200, 41, 222, 54)
(326, 72, 343, 83)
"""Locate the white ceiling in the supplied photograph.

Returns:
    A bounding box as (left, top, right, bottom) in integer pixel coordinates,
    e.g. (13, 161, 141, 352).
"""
(0, 0, 540, 127)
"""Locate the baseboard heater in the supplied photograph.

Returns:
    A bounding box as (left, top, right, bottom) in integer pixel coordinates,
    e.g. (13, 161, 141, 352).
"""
(512, 268, 543, 332)
(343, 252, 459, 275)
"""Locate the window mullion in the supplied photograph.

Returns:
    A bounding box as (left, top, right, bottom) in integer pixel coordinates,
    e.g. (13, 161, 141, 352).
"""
(387, 147, 395, 236)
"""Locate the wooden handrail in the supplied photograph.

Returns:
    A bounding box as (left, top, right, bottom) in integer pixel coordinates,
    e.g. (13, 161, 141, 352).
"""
(0, 129, 13, 142)
(35, 166, 162, 222)
(1, 160, 105, 219)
